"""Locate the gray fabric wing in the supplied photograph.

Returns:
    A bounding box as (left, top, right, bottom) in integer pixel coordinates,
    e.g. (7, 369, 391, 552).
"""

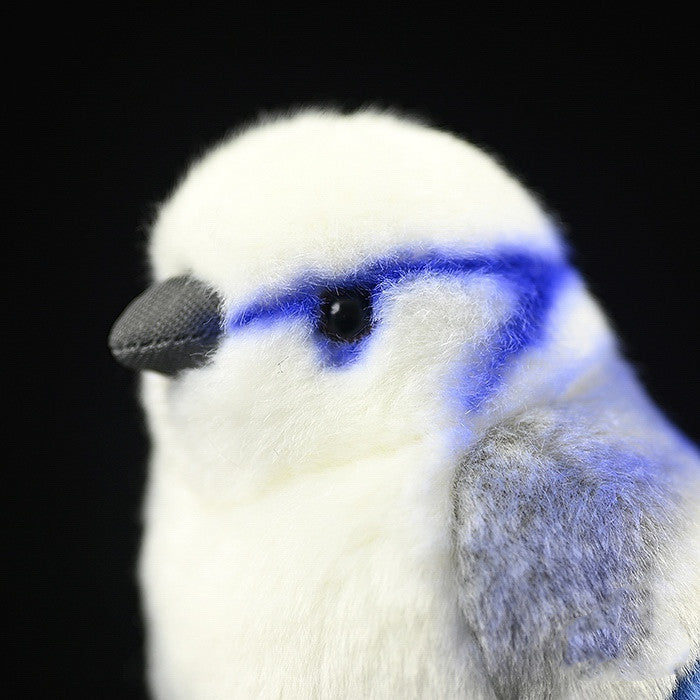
(452, 408, 684, 699)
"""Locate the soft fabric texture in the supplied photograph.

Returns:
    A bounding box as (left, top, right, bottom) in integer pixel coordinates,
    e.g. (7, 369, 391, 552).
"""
(109, 275, 222, 374)
(124, 109, 699, 699)
(454, 407, 696, 699)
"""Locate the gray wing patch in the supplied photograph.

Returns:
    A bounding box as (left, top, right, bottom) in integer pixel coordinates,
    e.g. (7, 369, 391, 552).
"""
(452, 411, 679, 699)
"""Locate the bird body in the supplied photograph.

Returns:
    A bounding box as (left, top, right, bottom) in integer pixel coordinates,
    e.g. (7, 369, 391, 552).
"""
(111, 110, 700, 698)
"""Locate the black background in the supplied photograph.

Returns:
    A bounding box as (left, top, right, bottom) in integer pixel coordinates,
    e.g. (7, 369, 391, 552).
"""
(18, 6, 698, 698)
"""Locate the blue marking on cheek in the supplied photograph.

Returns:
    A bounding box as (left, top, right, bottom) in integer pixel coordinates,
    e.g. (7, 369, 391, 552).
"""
(225, 248, 571, 398)
(460, 256, 571, 410)
(313, 330, 373, 367)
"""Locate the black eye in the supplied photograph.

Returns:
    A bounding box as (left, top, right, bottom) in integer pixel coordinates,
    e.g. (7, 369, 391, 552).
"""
(318, 287, 373, 342)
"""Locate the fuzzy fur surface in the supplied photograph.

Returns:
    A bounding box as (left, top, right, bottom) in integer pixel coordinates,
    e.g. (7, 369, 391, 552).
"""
(133, 109, 700, 698)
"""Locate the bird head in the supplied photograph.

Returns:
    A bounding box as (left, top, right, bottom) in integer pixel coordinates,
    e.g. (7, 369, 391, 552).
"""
(110, 110, 611, 500)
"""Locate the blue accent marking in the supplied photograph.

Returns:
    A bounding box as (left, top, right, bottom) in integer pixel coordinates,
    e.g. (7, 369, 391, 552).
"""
(226, 248, 571, 409)
(672, 659, 700, 700)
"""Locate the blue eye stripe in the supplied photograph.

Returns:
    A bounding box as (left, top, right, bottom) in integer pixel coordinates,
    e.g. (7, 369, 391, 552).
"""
(226, 250, 569, 327)
(225, 248, 572, 407)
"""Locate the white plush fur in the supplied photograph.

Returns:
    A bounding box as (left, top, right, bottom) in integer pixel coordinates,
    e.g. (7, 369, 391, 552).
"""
(150, 110, 561, 305)
(138, 110, 699, 698)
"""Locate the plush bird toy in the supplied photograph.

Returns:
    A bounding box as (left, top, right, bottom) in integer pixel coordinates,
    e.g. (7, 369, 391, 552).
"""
(109, 110, 699, 699)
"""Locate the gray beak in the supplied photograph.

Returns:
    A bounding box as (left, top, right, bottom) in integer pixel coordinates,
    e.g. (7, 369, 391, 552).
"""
(108, 275, 223, 376)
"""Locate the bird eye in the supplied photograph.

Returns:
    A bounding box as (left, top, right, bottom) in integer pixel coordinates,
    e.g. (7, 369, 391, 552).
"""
(318, 287, 373, 342)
